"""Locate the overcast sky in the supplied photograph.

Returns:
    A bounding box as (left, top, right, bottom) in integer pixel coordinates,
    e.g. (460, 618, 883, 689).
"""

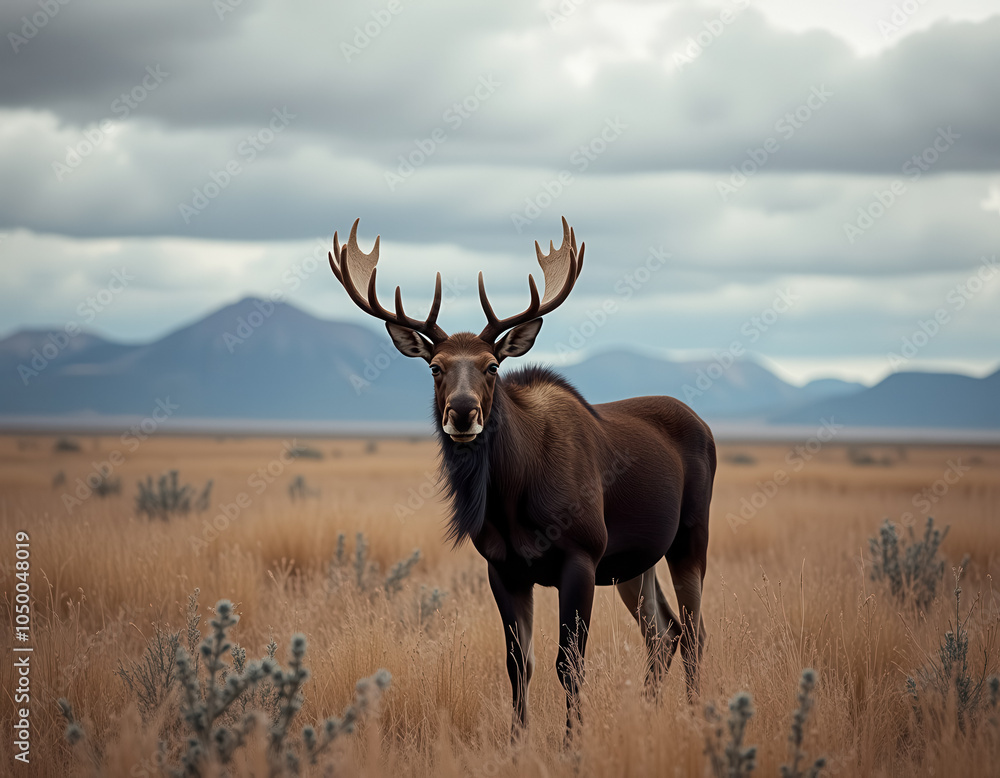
(1, 0, 998, 385)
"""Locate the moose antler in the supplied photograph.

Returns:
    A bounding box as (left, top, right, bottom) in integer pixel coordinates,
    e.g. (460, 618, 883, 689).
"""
(328, 219, 449, 343)
(478, 216, 585, 343)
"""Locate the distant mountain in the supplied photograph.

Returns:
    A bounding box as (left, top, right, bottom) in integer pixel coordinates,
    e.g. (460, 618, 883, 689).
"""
(0, 329, 135, 368)
(769, 369, 1000, 429)
(0, 297, 429, 421)
(0, 298, 995, 428)
(795, 377, 867, 404)
(558, 351, 863, 419)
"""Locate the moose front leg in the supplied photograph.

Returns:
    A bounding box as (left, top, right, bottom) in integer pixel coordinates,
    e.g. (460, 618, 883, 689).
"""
(557, 553, 597, 738)
(488, 565, 535, 739)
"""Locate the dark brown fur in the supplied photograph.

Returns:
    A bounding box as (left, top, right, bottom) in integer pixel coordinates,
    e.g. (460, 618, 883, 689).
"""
(433, 345, 716, 735)
(327, 218, 716, 737)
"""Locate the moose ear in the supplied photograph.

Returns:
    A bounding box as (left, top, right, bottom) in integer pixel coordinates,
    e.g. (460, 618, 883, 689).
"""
(495, 319, 542, 362)
(386, 323, 434, 361)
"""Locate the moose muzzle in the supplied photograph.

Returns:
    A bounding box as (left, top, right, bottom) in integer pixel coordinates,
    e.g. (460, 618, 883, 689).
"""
(443, 394, 484, 442)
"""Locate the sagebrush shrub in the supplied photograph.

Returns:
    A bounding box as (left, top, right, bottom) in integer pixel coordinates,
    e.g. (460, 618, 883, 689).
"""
(225, 637, 280, 722)
(908, 568, 999, 733)
(780, 669, 826, 778)
(61, 595, 391, 777)
(286, 445, 324, 460)
(705, 692, 757, 778)
(868, 516, 949, 610)
(325, 533, 447, 630)
(418, 585, 447, 626)
(93, 472, 121, 497)
(115, 589, 204, 721)
(115, 624, 180, 721)
(705, 670, 826, 778)
(332, 531, 425, 598)
(288, 475, 319, 501)
(135, 470, 213, 521)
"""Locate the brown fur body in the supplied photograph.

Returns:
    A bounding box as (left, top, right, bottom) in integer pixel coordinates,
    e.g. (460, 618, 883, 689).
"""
(327, 218, 716, 736)
(437, 362, 716, 733)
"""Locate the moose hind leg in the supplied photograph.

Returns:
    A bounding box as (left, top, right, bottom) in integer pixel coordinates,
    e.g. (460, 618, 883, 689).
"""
(616, 568, 682, 692)
(488, 565, 535, 737)
(667, 535, 707, 701)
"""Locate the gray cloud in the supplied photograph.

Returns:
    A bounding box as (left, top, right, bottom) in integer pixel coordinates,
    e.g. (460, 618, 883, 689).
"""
(1, 0, 998, 383)
(2, 3, 998, 176)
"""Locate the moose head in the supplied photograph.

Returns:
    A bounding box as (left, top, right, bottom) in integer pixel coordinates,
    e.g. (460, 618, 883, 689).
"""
(328, 218, 584, 442)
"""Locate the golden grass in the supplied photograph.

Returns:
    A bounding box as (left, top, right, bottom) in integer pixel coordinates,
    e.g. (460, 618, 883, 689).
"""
(1, 435, 999, 776)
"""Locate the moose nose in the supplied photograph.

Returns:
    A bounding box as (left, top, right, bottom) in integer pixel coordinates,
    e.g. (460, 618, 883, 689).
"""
(445, 395, 481, 433)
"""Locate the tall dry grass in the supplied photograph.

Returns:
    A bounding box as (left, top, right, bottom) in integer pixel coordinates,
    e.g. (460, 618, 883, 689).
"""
(1, 435, 998, 776)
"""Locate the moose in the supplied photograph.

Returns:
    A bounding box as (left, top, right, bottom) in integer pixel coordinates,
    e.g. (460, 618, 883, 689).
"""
(328, 218, 716, 736)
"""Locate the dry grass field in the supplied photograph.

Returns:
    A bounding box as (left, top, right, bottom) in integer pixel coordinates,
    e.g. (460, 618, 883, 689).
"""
(1, 433, 999, 777)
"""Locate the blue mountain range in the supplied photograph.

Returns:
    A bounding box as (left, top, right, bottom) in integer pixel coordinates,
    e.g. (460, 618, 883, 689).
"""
(1, 297, 996, 429)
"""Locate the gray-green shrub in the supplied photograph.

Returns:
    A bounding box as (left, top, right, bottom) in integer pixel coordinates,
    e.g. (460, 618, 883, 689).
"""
(332, 531, 422, 597)
(286, 445, 324, 460)
(868, 516, 949, 610)
(62, 596, 390, 777)
(704, 691, 757, 778)
(115, 589, 203, 721)
(135, 470, 213, 521)
(907, 569, 999, 733)
(781, 669, 826, 778)
(704, 670, 826, 778)
(288, 475, 319, 501)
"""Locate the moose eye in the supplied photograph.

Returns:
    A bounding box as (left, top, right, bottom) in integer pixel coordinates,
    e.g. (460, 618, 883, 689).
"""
(429, 364, 442, 376)
(487, 363, 500, 375)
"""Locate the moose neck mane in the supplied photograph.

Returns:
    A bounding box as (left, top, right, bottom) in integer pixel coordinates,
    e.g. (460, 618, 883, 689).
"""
(436, 378, 522, 546)
(436, 366, 599, 546)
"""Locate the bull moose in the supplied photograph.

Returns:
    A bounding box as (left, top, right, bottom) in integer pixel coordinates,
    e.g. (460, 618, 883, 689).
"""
(328, 218, 716, 736)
